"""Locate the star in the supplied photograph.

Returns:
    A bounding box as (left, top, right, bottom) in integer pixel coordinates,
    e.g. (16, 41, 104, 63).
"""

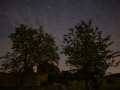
(77, 3, 80, 7)
(48, 6, 51, 9)
(0, 0, 120, 73)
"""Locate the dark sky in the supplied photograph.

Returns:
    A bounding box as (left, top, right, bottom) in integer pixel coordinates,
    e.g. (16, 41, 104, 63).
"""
(0, 0, 120, 73)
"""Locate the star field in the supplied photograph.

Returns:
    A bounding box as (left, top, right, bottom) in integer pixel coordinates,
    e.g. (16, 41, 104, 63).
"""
(0, 0, 120, 73)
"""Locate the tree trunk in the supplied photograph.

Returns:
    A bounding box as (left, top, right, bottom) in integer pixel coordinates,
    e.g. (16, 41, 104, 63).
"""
(17, 54, 34, 90)
(18, 72, 25, 90)
(89, 75, 102, 90)
(85, 79, 89, 90)
(18, 54, 27, 90)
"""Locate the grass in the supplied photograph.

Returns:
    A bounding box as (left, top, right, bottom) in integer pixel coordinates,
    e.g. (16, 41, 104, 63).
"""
(0, 73, 48, 87)
(99, 76, 120, 90)
(1, 74, 120, 90)
(63, 76, 120, 90)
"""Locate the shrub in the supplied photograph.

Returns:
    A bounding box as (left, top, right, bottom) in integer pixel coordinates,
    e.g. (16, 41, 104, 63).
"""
(106, 78, 115, 84)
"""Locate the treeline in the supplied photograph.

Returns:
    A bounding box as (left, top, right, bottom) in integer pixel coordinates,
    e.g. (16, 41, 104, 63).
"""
(106, 73, 120, 77)
(0, 20, 120, 90)
(48, 70, 89, 83)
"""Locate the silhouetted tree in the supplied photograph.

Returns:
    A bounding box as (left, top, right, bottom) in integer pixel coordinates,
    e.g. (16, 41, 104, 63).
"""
(48, 63, 60, 74)
(1, 24, 60, 90)
(60, 70, 74, 82)
(48, 64, 60, 83)
(61, 20, 120, 90)
(37, 62, 60, 74)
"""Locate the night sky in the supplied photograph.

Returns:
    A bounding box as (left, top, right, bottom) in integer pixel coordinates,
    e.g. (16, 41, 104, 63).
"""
(0, 0, 120, 73)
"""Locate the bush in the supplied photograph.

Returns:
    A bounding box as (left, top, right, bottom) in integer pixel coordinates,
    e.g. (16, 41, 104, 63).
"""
(106, 78, 115, 84)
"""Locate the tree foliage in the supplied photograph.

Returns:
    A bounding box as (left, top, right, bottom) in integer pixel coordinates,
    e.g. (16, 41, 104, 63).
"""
(1, 24, 60, 72)
(37, 62, 60, 74)
(0, 24, 60, 89)
(61, 20, 120, 90)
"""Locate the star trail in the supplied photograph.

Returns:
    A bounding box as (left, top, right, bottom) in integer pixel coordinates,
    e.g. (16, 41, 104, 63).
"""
(0, 0, 120, 73)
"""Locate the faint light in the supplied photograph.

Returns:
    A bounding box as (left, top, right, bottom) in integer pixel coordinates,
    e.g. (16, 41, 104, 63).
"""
(48, 6, 51, 9)
(33, 66, 37, 73)
(77, 3, 80, 6)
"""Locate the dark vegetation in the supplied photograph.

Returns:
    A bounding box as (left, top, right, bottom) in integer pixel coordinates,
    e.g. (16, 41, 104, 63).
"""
(0, 20, 120, 90)
(1, 72, 120, 90)
(61, 19, 120, 90)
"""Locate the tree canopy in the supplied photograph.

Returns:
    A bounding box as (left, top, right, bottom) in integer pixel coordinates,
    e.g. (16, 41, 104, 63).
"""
(1, 24, 60, 73)
(61, 20, 120, 90)
(0, 24, 60, 89)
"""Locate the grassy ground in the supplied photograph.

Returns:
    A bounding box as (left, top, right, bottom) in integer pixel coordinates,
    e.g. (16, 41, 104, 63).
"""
(99, 76, 120, 90)
(0, 73, 48, 87)
(1, 76, 120, 90)
(64, 77, 120, 90)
